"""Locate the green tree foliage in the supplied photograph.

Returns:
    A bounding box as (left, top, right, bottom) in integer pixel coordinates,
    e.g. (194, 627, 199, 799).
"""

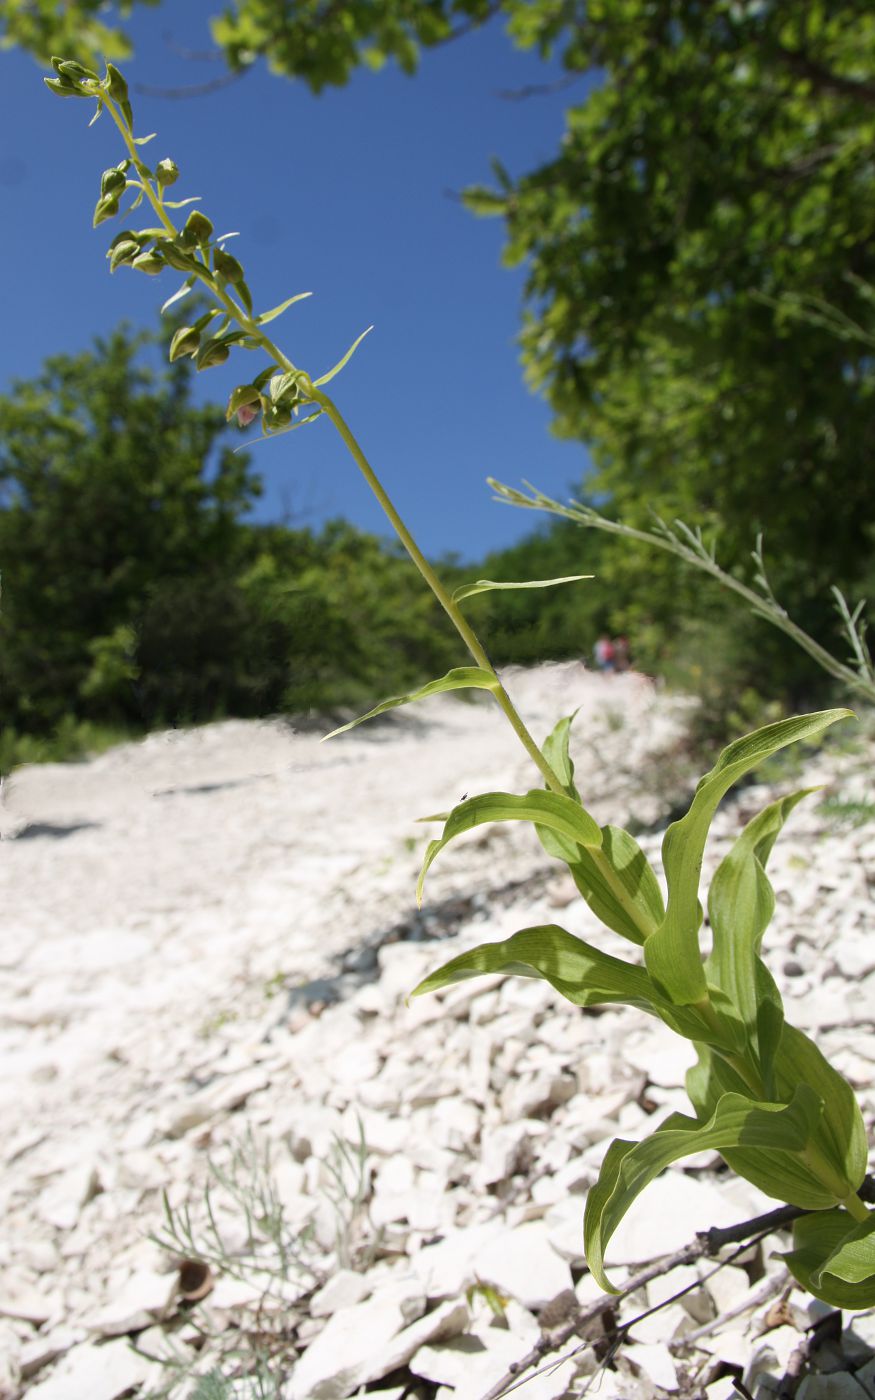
(0, 321, 462, 752)
(10, 1, 875, 712)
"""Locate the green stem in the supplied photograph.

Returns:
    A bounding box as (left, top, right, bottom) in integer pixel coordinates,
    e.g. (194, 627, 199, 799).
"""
(313, 390, 565, 795)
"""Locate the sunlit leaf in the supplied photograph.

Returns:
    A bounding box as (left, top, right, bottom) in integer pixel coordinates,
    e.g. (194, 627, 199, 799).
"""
(646, 710, 852, 1005)
(418, 789, 602, 904)
(706, 790, 813, 1093)
(323, 667, 499, 740)
(313, 326, 374, 386)
(163, 196, 203, 210)
(541, 711, 580, 797)
(411, 922, 663, 1011)
(452, 574, 592, 602)
(539, 823, 665, 945)
(257, 292, 313, 326)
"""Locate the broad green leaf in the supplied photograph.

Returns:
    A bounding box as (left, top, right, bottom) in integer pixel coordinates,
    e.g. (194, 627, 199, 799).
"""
(257, 292, 312, 325)
(538, 822, 664, 945)
(585, 1085, 823, 1292)
(706, 790, 813, 1094)
(785, 1211, 875, 1308)
(687, 1023, 867, 1208)
(322, 667, 499, 741)
(418, 790, 602, 904)
(410, 923, 662, 1013)
(452, 574, 591, 603)
(313, 326, 374, 386)
(646, 709, 852, 1005)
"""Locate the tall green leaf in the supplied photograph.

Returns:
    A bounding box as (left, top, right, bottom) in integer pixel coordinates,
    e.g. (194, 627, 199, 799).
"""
(541, 711, 580, 797)
(322, 667, 499, 740)
(584, 1085, 823, 1292)
(646, 709, 851, 1004)
(417, 791, 602, 903)
(540, 823, 665, 946)
(706, 790, 813, 1094)
(452, 574, 591, 602)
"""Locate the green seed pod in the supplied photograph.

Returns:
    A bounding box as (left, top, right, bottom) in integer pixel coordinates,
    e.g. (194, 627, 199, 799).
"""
(108, 239, 141, 272)
(169, 326, 202, 361)
(197, 340, 231, 370)
(104, 64, 129, 102)
(131, 250, 165, 276)
(156, 159, 179, 187)
(100, 166, 127, 197)
(93, 193, 120, 227)
(213, 248, 245, 284)
(180, 210, 214, 247)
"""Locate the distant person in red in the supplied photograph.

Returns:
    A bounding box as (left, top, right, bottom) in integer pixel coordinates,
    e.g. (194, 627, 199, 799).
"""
(593, 635, 615, 673)
(613, 635, 631, 672)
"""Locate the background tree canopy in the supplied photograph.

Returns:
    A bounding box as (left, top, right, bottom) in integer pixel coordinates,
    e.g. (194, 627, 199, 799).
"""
(3, 0, 875, 754)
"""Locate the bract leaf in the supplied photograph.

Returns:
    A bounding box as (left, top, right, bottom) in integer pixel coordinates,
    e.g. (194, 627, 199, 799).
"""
(452, 575, 592, 602)
(418, 790, 602, 904)
(313, 326, 373, 386)
(132, 132, 157, 145)
(160, 278, 194, 315)
(410, 923, 663, 1012)
(163, 196, 202, 210)
(646, 709, 852, 1005)
(541, 711, 580, 797)
(323, 667, 498, 740)
(706, 789, 813, 1093)
(257, 292, 312, 326)
(584, 1085, 823, 1292)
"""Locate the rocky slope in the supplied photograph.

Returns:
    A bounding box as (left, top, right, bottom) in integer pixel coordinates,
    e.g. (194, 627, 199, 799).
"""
(1, 664, 873, 1400)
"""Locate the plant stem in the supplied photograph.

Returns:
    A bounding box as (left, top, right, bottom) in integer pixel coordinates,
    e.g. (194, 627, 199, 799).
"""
(312, 390, 566, 795)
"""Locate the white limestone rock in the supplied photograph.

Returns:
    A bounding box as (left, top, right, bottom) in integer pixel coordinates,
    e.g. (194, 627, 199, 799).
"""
(472, 1221, 573, 1311)
(25, 1338, 151, 1400)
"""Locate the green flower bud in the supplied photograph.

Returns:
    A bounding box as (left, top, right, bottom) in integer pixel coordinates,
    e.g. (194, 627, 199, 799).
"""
(104, 64, 129, 102)
(108, 239, 141, 272)
(160, 242, 200, 273)
(180, 211, 214, 247)
(93, 193, 120, 227)
(131, 250, 165, 276)
(100, 166, 127, 197)
(213, 247, 245, 284)
(57, 59, 98, 82)
(156, 159, 179, 187)
(197, 339, 231, 370)
(169, 326, 202, 361)
(226, 384, 262, 422)
(44, 77, 83, 97)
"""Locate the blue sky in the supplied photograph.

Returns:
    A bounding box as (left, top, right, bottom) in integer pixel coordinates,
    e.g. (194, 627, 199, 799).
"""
(3, 2, 594, 561)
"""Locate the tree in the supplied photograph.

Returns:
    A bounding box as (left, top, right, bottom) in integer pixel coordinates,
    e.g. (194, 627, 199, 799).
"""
(0, 322, 258, 731)
(9, 1, 875, 706)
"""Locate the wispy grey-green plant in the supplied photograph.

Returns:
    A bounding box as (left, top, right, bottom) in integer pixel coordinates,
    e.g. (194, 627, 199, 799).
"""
(47, 59, 875, 1309)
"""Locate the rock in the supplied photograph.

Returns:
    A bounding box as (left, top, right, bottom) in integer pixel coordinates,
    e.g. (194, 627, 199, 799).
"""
(0, 1270, 60, 1324)
(412, 1222, 504, 1298)
(624, 1340, 679, 1391)
(287, 1294, 466, 1399)
(472, 1222, 573, 1311)
(310, 1268, 370, 1317)
(25, 1339, 151, 1400)
(797, 1376, 874, 1400)
(83, 1269, 176, 1336)
(606, 1171, 740, 1265)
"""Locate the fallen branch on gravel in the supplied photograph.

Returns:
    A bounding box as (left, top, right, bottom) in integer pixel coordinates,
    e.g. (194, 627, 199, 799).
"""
(480, 1180, 875, 1400)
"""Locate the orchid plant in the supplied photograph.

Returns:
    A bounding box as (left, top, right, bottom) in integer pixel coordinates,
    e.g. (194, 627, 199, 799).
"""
(47, 58, 875, 1308)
